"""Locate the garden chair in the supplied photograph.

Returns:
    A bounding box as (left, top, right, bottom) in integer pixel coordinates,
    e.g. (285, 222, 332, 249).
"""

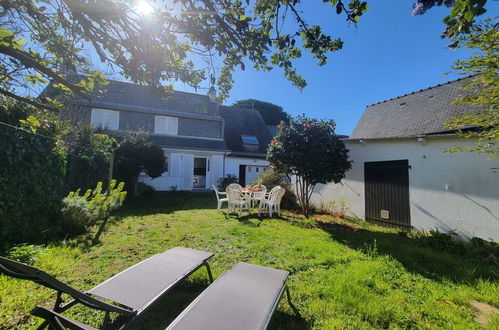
(251, 184, 267, 209)
(212, 185, 228, 213)
(258, 187, 286, 217)
(0, 247, 214, 330)
(225, 183, 242, 192)
(166, 262, 292, 330)
(226, 188, 250, 217)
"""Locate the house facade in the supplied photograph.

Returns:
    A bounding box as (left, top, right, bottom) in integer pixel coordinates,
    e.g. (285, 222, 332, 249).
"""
(310, 77, 499, 240)
(59, 80, 270, 190)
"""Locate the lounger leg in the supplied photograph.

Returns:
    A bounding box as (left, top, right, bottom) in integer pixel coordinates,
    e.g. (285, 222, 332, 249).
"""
(203, 262, 214, 283)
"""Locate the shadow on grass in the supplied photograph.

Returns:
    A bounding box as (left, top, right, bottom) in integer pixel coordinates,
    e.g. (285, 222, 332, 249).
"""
(317, 222, 498, 284)
(116, 191, 218, 218)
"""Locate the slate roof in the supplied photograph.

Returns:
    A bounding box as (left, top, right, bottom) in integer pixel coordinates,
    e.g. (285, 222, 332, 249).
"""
(150, 135, 227, 152)
(350, 76, 479, 139)
(220, 106, 273, 158)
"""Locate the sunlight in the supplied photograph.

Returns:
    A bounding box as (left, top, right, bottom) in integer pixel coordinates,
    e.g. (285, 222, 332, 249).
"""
(136, 0, 154, 15)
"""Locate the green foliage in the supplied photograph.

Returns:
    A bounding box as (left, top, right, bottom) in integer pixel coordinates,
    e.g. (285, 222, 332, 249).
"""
(0, 98, 67, 243)
(267, 115, 351, 217)
(316, 197, 351, 217)
(65, 124, 115, 191)
(114, 131, 166, 196)
(252, 168, 299, 210)
(445, 18, 498, 157)
(232, 99, 290, 125)
(61, 181, 126, 236)
(6, 244, 46, 265)
(217, 174, 239, 191)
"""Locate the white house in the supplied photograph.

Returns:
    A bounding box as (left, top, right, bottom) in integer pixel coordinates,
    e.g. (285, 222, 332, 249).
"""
(57, 79, 271, 190)
(311, 77, 499, 240)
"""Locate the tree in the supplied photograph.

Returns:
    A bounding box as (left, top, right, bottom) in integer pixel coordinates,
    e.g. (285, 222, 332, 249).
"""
(115, 131, 166, 196)
(445, 18, 498, 158)
(267, 115, 351, 217)
(0, 0, 488, 109)
(232, 99, 289, 125)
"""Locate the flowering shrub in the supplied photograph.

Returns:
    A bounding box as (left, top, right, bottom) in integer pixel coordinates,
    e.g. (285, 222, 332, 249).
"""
(61, 180, 127, 236)
(267, 115, 351, 217)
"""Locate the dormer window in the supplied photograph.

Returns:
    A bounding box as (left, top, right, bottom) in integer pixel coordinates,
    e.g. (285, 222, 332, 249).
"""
(241, 135, 259, 152)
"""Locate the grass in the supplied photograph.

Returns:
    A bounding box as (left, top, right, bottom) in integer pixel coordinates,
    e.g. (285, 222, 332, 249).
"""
(1, 192, 498, 329)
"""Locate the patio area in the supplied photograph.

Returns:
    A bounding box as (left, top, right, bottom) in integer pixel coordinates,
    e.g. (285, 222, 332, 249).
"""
(1, 192, 497, 329)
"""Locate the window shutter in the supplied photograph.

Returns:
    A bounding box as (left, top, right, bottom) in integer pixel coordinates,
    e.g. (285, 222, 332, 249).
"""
(154, 116, 167, 134)
(167, 117, 178, 135)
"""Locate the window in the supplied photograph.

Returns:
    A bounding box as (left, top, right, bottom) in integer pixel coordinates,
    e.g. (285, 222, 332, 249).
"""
(241, 135, 259, 145)
(91, 108, 119, 130)
(154, 116, 178, 135)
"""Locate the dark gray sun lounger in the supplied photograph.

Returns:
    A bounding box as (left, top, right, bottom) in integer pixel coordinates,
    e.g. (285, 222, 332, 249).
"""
(166, 262, 291, 330)
(0, 247, 213, 329)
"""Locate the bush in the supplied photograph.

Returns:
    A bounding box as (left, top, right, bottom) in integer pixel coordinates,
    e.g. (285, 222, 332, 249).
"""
(252, 169, 299, 210)
(217, 174, 239, 191)
(137, 182, 156, 196)
(6, 244, 46, 265)
(61, 181, 127, 236)
(65, 124, 115, 191)
(0, 98, 66, 243)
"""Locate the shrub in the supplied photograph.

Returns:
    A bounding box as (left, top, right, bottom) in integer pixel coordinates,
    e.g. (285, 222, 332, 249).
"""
(217, 174, 239, 191)
(65, 124, 115, 191)
(137, 182, 156, 196)
(253, 169, 299, 210)
(61, 181, 127, 236)
(6, 244, 46, 265)
(114, 131, 166, 196)
(0, 97, 66, 243)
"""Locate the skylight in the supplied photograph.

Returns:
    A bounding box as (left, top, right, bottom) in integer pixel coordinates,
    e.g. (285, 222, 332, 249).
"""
(241, 135, 259, 145)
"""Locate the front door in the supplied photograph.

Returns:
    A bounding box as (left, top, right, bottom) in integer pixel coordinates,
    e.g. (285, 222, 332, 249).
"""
(364, 160, 410, 228)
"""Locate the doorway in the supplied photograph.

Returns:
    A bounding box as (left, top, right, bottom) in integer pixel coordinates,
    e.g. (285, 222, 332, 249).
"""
(193, 157, 208, 189)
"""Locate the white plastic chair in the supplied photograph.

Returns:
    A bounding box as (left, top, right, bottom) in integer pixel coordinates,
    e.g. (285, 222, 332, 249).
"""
(226, 183, 242, 192)
(212, 185, 228, 213)
(226, 188, 250, 217)
(258, 187, 286, 217)
(251, 184, 267, 209)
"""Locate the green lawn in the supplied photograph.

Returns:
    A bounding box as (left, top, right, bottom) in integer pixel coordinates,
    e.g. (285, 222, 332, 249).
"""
(1, 192, 498, 329)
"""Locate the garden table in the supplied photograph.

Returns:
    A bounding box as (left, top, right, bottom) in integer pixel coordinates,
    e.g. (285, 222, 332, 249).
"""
(241, 187, 264, 209)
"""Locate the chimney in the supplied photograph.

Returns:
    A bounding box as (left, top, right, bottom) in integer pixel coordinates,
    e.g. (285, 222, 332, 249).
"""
(208, 86, 217, 103)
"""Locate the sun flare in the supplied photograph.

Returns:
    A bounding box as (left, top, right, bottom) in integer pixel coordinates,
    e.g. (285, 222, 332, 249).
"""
(136, 0, 154, 15)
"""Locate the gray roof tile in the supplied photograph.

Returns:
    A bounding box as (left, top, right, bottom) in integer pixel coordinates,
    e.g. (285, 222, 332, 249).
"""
(351, 76, 479, 139)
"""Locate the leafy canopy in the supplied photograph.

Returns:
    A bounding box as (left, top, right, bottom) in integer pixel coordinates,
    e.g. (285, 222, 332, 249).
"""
(445, 18, 498, 157)
(267, 115, 351, 216)
(0, 0, 488, 108)
(232, 99, 289, 125)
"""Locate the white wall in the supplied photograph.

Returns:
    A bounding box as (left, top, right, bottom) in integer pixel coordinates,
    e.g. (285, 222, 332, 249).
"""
(140, 149, 224, 191)
(311, 137, 499, 240)
(224, 157, 270, 185)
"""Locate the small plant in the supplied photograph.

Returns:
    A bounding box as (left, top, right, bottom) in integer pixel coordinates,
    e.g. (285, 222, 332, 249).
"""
(217, 174, 239, 191)
(6, 244, 45, 265)
(252, 169, 299, 210)
(316, 198, 350, 217)
(61, 180, 127, 236)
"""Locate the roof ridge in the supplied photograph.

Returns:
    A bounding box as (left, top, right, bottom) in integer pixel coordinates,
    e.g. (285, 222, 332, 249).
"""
(365, 74, 476, 108)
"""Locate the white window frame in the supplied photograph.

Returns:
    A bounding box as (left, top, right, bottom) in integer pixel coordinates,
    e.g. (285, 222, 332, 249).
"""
(90, 108, 120, 130)
(154, 115, 178, 135)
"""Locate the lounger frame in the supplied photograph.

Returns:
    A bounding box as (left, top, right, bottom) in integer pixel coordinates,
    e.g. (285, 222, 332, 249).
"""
(0, 253, 213, 330)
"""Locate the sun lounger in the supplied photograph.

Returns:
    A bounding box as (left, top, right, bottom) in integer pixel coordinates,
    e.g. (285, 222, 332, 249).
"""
(0, 247, 214, 329)
(166, 262, 291, 330)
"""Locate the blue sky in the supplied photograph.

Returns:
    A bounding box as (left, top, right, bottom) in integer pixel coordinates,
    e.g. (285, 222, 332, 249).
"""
(170, 1, 497, 135)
